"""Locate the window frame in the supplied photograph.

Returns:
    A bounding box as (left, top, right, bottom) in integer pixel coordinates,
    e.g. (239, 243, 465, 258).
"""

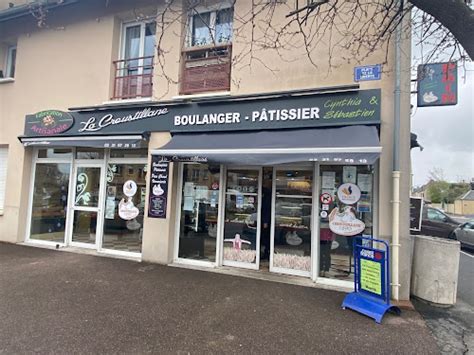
(186, 2, 233, 48)
(120, 21, 156, 61)
(5, 44, 17, 78)
(0, 146, 8, 214)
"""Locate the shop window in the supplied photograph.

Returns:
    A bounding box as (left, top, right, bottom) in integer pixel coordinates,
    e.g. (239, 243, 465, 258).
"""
(112, 21, 156, 100)
(177, 163, 220, 262)
(0, 147, 8, 214)
(29, 163, 71, 243)
(181, 4, 233, 94)
(110, 148, 148, 158)
(3, 44, 16, 79)
(272, 169, 313, 274)
(37, 148, 72, 159)
(223, 168, 260, 267)
(102, 163, 146, 253)
(75, 148, 104, 160)
(318, 165, 374, 281)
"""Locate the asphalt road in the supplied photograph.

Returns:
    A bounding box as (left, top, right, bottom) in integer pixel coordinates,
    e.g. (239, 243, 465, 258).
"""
(458, 250, 474, 306)
(0, 243, 439, 354)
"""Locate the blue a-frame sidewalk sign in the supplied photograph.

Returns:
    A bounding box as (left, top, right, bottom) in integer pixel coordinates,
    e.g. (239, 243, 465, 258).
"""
(342, 236, 401, 323)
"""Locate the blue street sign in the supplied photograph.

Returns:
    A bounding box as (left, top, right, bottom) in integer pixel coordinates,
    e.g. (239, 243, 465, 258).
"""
(354, 64, 382, 82)
(342, 236, 401, 324)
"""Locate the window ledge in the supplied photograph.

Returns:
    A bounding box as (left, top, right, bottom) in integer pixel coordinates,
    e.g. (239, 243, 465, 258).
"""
(173, 91, 231, 101)
(0, 78, 14, 84)
(102, 97, 153, 106)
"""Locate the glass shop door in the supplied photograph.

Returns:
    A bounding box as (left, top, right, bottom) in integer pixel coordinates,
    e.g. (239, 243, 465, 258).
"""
(68, 163, 105, 249)
(222, 168, 262, 270)
(270, 167, 314, 277)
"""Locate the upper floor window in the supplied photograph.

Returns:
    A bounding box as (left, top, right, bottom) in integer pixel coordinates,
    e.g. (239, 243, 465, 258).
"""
(123, 22, 156, 64)
(1, 44, 16, 79)
(112, 21, 156, 100)
(6, 45, 16, 78)
(189, 7, 233, 47)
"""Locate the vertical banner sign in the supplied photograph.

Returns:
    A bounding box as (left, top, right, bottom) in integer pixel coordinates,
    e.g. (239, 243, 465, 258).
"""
(148, 156, 169, 218)
(417, 62, 458, 107)
(341, 237, 400, 324)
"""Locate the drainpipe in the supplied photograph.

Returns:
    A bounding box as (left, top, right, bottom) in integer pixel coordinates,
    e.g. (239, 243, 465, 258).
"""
(391, 0, 404, 301)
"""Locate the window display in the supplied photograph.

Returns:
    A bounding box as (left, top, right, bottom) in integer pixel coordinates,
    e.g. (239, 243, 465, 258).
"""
(102, 164, 146, 253)
(319, 165, 374, 281)
(29, 163, 70, 242)
(272, 169, 313, 274)
(223, 169, 260, 266)
(178, 164, 220, 262)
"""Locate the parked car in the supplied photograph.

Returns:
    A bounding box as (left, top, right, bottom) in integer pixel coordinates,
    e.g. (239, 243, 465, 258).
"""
(452, 221, 474, 250)
(420, 206, 461, 239)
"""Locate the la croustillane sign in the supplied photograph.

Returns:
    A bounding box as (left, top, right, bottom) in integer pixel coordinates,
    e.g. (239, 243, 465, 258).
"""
(23, 89, 381, 137)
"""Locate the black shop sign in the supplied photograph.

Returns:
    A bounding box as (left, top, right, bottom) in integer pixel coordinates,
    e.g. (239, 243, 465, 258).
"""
(23, 89, 382, 137)
(148, 156, 170, 218)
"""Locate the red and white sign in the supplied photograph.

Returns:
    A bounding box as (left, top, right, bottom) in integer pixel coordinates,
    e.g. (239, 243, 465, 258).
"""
(212, 182, 219, 190)
(320, 193, 333, 204)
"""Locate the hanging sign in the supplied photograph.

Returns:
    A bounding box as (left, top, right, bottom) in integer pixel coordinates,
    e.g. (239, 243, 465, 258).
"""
(417, 62, 457, 107)
(328, 206, 365, 236)
(148, 156, 169, 218)
(337, 183, 361, 205)
(342, 237, 401, 323)
(118, 199, 139, 220)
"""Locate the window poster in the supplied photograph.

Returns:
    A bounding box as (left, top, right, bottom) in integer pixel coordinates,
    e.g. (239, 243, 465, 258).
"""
(357, 174, 372, 192)
(322, 171, 336, 189)
(357, 193, 371, 213)
(183, 196, 194, 211)
(210, 191, 218, 208)
(184, 182, 195, 197)
(105, 186, 116, 219)
(343, 166, 357, 184)
(195, 185, 209, 200)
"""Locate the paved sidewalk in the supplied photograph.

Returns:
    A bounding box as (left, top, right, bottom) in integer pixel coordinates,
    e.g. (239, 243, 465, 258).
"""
(0, 243, 439, 354)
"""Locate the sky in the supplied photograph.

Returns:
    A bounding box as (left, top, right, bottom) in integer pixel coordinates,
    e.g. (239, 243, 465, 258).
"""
(410, 61, 474, 187)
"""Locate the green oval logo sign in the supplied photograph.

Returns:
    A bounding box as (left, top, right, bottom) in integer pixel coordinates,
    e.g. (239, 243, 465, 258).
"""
(28, 110, 74, 136)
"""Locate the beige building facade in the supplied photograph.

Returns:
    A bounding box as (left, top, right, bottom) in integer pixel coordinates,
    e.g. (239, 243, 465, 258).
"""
(0, 0, 413, 300)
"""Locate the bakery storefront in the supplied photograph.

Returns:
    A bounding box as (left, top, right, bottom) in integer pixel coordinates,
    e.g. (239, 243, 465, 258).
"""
(20, 88, 382, 285)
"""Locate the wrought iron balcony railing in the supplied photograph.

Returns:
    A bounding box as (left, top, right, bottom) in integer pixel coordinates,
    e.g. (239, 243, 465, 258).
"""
(112, 55, 154, 100)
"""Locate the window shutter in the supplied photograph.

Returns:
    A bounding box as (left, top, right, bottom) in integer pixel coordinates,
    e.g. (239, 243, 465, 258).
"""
(0, 147, 8, 214)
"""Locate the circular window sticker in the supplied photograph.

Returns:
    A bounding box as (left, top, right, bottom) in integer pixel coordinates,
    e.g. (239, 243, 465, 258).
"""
(123, 180, 138, 197)
(337, 183, 361, 205)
